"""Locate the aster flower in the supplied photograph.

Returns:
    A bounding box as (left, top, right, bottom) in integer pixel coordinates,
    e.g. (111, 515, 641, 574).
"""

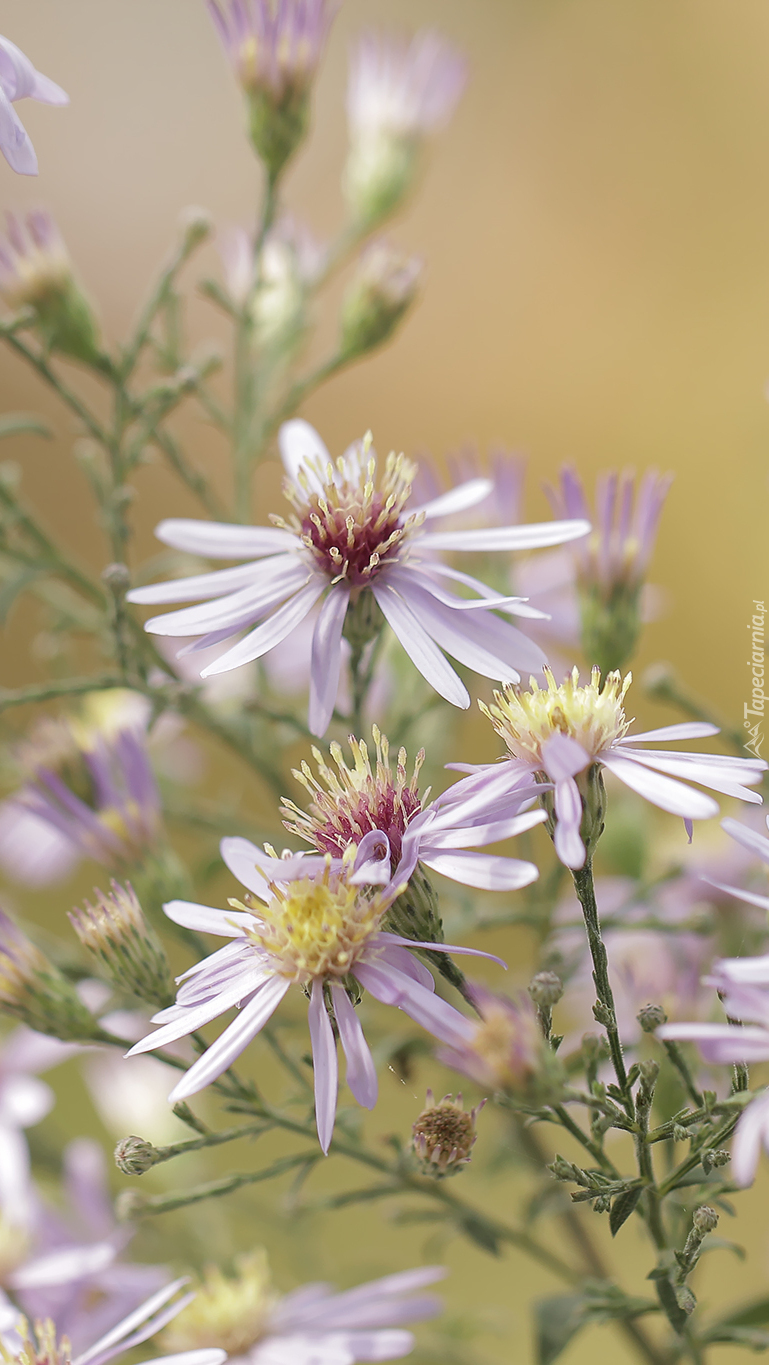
(3, 1139, 167, 1356)
(126, 836, 504, 1152)
(0, 213, 102, 366)
(282, 728, 546, 892)
(704, 814, 769, 914)
(345, 30, 466, 224)
(161, 1251, 443, 1365)
(0, 1279, 225, 1365)
(0, 1027, 78, 1228)
(207, 1, 335, 175)
(545, 468, 673, 674)
(658, 955, 769, 1187)
(457, 666, 766, 870)
(0, 692, 162, 887)
(437, 985, 554, 1096)
(126, 420, 590, 737)
(0, 37, 68, 176)
(217, 215, 325, 352)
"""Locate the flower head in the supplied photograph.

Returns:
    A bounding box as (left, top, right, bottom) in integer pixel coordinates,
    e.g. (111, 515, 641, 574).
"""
(545, 468, 672, 673)
(438, 986, 553, 1095)
(0, 214, 102, 366)
(162, 1253, 443, 1365)
(412, 1091, 483, 1176)
(345, 30, 466, 224)
(339, 240, 423, 360)
(127, 420, 591, 736)
(0, 36, 68, 175)
(127, 833, 505, 1151)
(69, 883, 175, 1011)
(0, 912, 95, 1041)
(467, 667, 766, 868)
(217, 214, 325, 356)
(284, 727, 546, 894)
(208, 1, 335, 174)
(0, 692, 162, 886)
(0, 1281, 225, 1365)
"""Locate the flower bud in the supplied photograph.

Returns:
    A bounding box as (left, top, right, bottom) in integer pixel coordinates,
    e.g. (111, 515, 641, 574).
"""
(339, 242, 422, 360)
(637, 1003, 667, 1033)
(411, 1091, 483, 1177)
(69, 882, 175, 1009)
(0, 909, 97, 1040)
(529, 971, 564, 1009)
(692, 1205, 719, 1235)
(0, 212, 105, 367)
(114, 1135, 159, 1176)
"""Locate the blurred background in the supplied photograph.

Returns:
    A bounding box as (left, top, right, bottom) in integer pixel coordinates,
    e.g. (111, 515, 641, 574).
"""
(1, 1, 769, 1362)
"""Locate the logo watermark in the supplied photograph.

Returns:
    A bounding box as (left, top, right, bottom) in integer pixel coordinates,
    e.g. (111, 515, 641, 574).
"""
(744, 598, 766, 758)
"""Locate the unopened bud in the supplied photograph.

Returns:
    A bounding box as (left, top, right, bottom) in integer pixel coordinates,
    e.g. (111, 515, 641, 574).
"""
(637, 1003, 667, 1033)
(101, 562, 131, 592)
(675, 1285, 696, 1318)
(693, 1205, 719, 1235)
(593, 1193, 611, 1213)
(639, 1059, 660, 1086)
(114, 1135, 159, 1176)
(702, 1149, 730, 1170)
(0, 910, 97, 1040)
(179, 206, 213, 250)
(529, 971, 564, 1008)
(339, 242, 422, 360)
(411, 1090, 483, 1177)
(69, 881, 175, 1009)
(0, 213, 104, 367)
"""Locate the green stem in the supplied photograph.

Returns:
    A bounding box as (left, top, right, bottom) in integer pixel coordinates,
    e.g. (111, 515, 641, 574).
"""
(143, 1120, 271, 1168)
(571, 860, 631, 1110)
(0, 674, 124, 714)
(661, 1040, 704, 1108)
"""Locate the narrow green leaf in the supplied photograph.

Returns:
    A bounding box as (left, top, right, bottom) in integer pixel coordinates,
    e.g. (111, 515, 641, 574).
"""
(0, 568, 42, 624)
(534, 1296, 587, 1365)
(609, 1185, 643, 1236)
(0, 413, 52, 440)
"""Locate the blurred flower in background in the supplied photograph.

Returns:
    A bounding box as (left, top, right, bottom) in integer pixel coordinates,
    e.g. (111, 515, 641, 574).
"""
(0, 35, 68, 175)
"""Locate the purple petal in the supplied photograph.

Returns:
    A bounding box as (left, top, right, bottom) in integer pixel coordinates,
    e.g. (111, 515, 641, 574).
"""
(200, 580, 326, 675)
(371, 583, 469, 707)
(309, 584, 350, 737)
(602, 753, 720, 819)
(168, 977, 289, 1101)
(331, 984, 377, 1109)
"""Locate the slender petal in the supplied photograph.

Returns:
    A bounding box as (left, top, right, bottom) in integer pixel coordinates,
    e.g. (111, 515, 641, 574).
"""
(153, 519, 296, 558)
(200, 580, 325, 675)
(372, 583, 469, 707)
(602, 753, 720, 819)
(309, 584, 350, 737)
(331, 983, 377, 1110)
(308, 979, 338, 1153)
(168, 977, 290, 1101)
(417, 518, 590, 552)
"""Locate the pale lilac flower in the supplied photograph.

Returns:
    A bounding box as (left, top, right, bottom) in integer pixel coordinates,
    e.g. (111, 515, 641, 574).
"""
(127, 836, 504, 1151)
(347, 31, 465, 142)
(162, 1253, 444, 1365)
(0, 212, 70, 310)
(126, 420, 590, 736)
(345, 31, 466, 223)
(706, 814, 769, 914)
(217, 215, 325, 348)
(0, 1278, 225, 1365)
(0, 36, 68, 175)
(0, 692, 162, 887)
(208, 0, 334, 99)
(659, 953, 769, 1186)
(460, 667, 766, 870)
(544, 468, 673, 673)
(437, 985, 548, 1093)
(282, 729, 546, 893)
(0, 1027, 77, 1227)
(545, 468, 672, 595)
(3, 1139, 167, 1355)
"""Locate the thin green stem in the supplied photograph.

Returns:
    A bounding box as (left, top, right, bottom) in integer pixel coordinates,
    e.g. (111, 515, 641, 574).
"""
(0, 674, 124, 715)
(661, 1040, 704, 1108)
(571, 860, 631, 1111)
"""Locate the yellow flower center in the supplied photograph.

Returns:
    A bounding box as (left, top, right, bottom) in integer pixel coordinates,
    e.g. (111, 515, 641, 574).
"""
(0, 1318, 71, 1365)
(482, 666, 632, 768)
(161, 1253, 277, 1355)
(237, 853, 385, 982)
(273, 434, 423, 590)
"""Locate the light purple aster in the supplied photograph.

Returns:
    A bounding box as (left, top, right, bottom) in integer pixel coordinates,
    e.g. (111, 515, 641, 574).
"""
(164, 1258, 445, 1365)
(0, 211, 70, 310)
(207, 0, 334, 98)
(0, 694, 162, 887)
(0, 1026, 78, 1227)
(0, 36, 68, 175)
(126, 834, 504, 1152)
(659, 954, 769, 1187)
(126, 420, 590, 736)
(282, 728, 547, 893)
(545, 467, 673, 597)
(347, 30, 466, 141)
(1, 1278, 226, 1365)
(458, 667, 766, 870)
(703, 814, 769, 914)
(0, 1139, 167, 1355)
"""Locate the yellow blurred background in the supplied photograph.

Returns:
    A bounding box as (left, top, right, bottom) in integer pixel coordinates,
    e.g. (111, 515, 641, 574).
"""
(1, 1, 769, 1362)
